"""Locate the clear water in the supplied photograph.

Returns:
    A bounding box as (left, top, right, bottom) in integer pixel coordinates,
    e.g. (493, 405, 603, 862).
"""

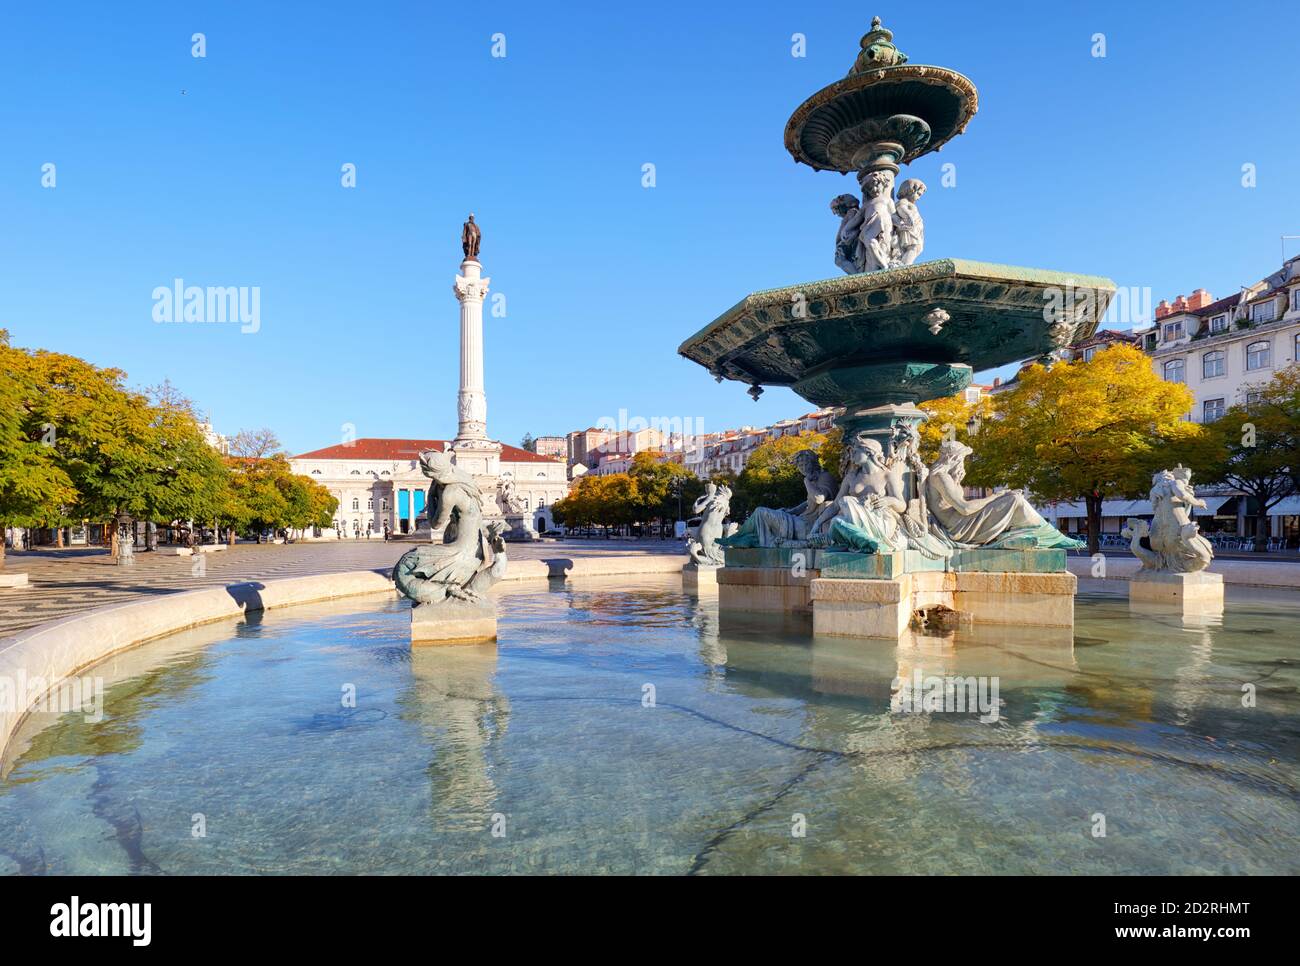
(2, 577, 1297, 875)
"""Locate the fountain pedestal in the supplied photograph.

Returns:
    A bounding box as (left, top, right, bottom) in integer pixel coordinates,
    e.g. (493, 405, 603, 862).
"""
(411, 598, 498, 645)
(681, 561, 719, 595)
(1129, 571, 1224, 619)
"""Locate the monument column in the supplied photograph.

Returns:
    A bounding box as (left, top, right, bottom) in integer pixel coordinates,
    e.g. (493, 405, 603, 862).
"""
(453, 255, 491, 443)
(445, 214, 504, 521)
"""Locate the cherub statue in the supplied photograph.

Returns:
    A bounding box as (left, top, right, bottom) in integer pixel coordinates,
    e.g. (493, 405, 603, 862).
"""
(392, 450, 507, 604)
(858, 170, 895, 272)
(891, 178, 926, 266)
(831, 193, 865, 274)
(687, 482, 732, 567)
(1144, 466, 1214, 573)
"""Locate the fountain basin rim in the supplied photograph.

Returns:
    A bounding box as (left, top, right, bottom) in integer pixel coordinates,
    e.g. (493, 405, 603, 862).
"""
(680, 258, 1116, 355)
(785, 63, 979, 171)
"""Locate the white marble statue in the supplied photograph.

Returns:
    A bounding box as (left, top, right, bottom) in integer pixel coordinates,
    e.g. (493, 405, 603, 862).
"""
(723, 449, 839, 548)
(924, 440, 1081, 549)
(831, 194, 866, 274)
(858, 170, 896, 272)
(1125, 466, 1214, 573)
(807, 432, 951, 557)
(891, 179, 926, 266)
(498, 472, 526, 514)
(687, 482, 733, 567)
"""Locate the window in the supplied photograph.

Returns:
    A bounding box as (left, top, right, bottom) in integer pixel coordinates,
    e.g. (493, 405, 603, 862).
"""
(1162, 358, 1184, 382)
(351, 498, 359, 511)
(367, 498, 373, 510)
(350, 469, 361, 475)
(1084, 347, 1097, 361)
(1250, 300, 1276, 323)
(1209, 314, 1227, 334)
(1245, 390, 1262, 405)
(1202, 398, 1225, 422)
(381, 498, 388, 511)
(1162, 321, 1183, 340)
(1293, 289, 1300, 312)
(311, 469, 321, 475)
(1246, 340, 1271, 370)
(1202, 350, 1225, 378)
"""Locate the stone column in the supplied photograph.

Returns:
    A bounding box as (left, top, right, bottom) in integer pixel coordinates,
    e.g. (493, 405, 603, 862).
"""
(453, 258, 491, 443)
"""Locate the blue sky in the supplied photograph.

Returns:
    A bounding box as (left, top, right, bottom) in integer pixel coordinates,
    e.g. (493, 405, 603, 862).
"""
(2, 0, 1295, 454)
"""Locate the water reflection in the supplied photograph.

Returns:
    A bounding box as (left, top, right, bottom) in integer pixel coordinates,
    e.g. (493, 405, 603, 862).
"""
(400, 644, 508, 831)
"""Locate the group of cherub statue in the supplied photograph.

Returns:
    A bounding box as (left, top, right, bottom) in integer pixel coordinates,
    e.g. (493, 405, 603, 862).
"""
(689, 426, 1082, 566)
(392, 450, 508, 608)
(1121, 466, 1214, 574)
(832, 172, 926, 274)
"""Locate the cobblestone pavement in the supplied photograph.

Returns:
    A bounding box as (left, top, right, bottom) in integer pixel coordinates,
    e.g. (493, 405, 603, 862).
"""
(0, 538, 685, 637)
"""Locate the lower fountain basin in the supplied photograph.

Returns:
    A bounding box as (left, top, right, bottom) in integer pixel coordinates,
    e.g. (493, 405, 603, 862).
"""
(1, 577, 1296, 875)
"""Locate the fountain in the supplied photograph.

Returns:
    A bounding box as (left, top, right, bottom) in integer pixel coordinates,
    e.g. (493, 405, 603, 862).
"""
(678, 17, 1117, 638)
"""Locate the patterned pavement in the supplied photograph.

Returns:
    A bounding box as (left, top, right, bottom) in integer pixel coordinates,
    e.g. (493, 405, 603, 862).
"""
(0, 538, 684, 637)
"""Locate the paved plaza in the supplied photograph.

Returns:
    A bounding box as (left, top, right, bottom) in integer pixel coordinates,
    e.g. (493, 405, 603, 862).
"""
(0, 539, 684, 637)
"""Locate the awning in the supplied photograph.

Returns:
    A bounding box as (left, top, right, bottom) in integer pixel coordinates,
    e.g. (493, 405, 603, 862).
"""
(1193, 495, 1236, 516)
(1037, 500, 1151, 517)
(1040, 496, 1236, 518)
(1269, 496, 1300, 516)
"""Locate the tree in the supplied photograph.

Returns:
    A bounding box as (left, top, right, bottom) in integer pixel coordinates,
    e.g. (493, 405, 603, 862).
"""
(24, 348, 164, 555)
(628, 451, 703, 529)
(730, 432, 830, 520)
(973, 344, 1199, 555)
(1190, 400, 1292, 552)
(0, 331, 77, 567)
(229, 428, 283, 460)
(918, 392, 995, 465)
(1247, 364, 1300, 496)
(519, 432, 536, 453)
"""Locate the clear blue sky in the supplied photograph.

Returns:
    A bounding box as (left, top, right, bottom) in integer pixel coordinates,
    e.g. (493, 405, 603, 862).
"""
(2, 0, 1295, 454)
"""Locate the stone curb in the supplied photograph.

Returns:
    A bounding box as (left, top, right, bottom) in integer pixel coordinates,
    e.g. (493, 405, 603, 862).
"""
(1067, 557, 1300, 589)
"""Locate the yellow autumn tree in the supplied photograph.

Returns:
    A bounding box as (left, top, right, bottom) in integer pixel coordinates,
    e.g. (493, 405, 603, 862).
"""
(973, 344, 1199, 554)
(918, 392, 995, 465)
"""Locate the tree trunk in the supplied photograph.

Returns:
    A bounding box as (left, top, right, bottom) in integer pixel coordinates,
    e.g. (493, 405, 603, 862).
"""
(0, 529, 6, 569)
(1254, 509, 1270, 553)
(227, 526, 236, 546)
(55, 527, 64, 548)
(109, 522, 118, 558)
(1085, 492, 1103, 557)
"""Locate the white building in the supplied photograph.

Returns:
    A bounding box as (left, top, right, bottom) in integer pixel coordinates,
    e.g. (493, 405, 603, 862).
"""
(1041, 255, 1300, 544)
(290, 438, 569, 539)
(1137, 257, 1300, 426)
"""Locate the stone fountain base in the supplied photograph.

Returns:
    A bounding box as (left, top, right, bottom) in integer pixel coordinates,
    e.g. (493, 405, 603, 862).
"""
(717, 547, 1075, 639)
(410, 598, 498, 646)
(681, 561, 719, 595)
(1129, 570, 1224, 618)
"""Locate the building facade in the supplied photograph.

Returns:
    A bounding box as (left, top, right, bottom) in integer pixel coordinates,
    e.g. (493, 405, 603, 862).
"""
(290, 438, 569, 539)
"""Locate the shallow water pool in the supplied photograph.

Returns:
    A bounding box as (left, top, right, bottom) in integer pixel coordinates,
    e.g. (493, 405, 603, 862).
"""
(2, 577, 1297, 874)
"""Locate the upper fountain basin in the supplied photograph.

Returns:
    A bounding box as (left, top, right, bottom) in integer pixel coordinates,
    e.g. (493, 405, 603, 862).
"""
(678, 259, 1116, 408)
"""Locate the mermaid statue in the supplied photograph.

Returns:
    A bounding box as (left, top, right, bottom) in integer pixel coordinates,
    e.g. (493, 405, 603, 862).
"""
(393, 449, 508, 605)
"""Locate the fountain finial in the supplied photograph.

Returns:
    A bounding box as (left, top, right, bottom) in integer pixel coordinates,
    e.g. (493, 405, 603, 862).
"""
(849, 16, 908, 75)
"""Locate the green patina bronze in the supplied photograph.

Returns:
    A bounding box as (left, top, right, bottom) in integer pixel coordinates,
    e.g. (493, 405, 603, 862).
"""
(679, 18, 1117, 438)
